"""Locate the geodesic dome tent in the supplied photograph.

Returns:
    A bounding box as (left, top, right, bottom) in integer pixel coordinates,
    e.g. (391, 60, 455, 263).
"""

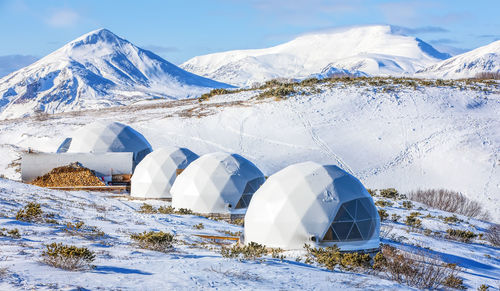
(130, 147, 199, 199)
(57, 121, 152, 167)
(171, 152, 265, 214)
(244, 161, 380, 251)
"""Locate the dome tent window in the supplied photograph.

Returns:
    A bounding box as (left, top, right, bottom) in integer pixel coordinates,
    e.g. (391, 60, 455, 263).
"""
(235, 177, 266, 209)
(322, 198, 377, 242)
(243, 162, 380, 251)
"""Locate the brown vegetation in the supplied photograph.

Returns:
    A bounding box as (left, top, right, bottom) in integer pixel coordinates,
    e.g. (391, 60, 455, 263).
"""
(30, 162, 104, 187)
(408, 189, 487, 219)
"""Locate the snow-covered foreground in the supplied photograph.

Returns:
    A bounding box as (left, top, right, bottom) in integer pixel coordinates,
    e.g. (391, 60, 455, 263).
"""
(0, 178, 498, 290)
(0, 80, 498, 221)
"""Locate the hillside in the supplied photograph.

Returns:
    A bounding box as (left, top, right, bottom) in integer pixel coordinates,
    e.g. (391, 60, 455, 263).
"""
(417, 40, 500, 79)
(181, 25, 450, 86)
(0, 29, 231, 120)
(0, 177, 497, 290)
(0, 77, 498, 221)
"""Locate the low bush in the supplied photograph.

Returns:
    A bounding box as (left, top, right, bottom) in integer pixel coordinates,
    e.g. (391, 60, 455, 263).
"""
(402, 201, 413, 209)
(378, 209, 389, 221)
(157, 205, 175, 214)
(443, 215, 462, 224)
(374, 245, 462, 289)
(231, 218, 244, 226)
(193, 223, 204, 230)
(41, 243, 95, 270)
(257, 84, 297, 100)
(478, 284, 489, 291)
(199, 88, 232, 102)
(475, 72, 500, 80)
(130, 231, 174, 252)
(442, 273, 466, 289)
(0, 228, 21, 239)
(16, 202, 43, 222)
(408, 189, 486, 219)
(391, 214, 401, 222)
(138, 203, 156, 214)
(221, 242, 267, 260)
(405, 212, 422, 228)
(375, 200, 393, 207)
(446, 229, 477, 243)
(304, 244, 371, 271)
(379, 188, 401, 199)
(64, 221, 105, 239)
(138, 204, 193, 215)
(485, 224, 500, 246)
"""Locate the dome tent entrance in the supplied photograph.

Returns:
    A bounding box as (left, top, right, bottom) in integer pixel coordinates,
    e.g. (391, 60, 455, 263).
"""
(171, 152, 265, 214)
(131, 147, 199, 199)
(243, 162, 380, 251)
(57, 121, 152, 168)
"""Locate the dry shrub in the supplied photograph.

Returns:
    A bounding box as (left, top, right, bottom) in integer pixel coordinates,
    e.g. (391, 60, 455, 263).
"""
(375, 200, 393, 207)
(446, 229, 477, 243)
(0, 228, 21, 239)
(475, 72, 500, 80)
(304, 245, 371, 271)
(378, 209, 389, 221)
(485, 224, 500, 246)
(379, 188, 401, 199)
(130, 231, 174, 252)
(64, 221, 105, 240)
(221, 242, 268, 260)
(198, 88, 232, 102)
(408, 189, 487, 219)
(405, 212, 422, 228)
(138, 203, 156, 214)
(0, 267, 8, 278)
(374, 245, 462, 289)
(138, 204, 193, 215)
(41, 243, 95, 271)
(16, 202, 43, 222)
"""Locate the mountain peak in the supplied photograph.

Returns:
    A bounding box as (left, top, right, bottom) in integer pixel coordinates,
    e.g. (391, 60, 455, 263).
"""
(68, 28, 126, 48)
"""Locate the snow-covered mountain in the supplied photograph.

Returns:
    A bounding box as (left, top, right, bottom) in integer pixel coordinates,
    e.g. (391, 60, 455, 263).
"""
(0, 29, 231, 120)
(417, 40, 500, 79)
(181, 25, 450, 86)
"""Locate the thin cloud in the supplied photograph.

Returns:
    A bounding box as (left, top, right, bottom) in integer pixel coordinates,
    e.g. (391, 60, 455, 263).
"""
(143, 45, 179, 54)
(392, 26, 449, 35)
(46, 8, 80, 28)
(0, 54, 38, 77)
(429, 38, 457, 44)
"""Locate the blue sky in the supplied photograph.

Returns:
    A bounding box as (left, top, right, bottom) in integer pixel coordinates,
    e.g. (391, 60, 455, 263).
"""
(0, 0, 499, 65)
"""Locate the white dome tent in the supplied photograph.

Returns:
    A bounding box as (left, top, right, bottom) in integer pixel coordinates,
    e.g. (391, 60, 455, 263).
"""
(57, 121, 152, 167)
(244, 162, 380, 251)
(171, 152, 265, 214)
(130, 147, 199, 199)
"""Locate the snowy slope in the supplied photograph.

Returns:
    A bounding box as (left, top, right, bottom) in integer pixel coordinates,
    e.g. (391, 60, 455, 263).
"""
(0, 177, 498, 290)
(0, 79, 498, 221)
(181, 25, 450, 86)
(417, 40, 500, 79)
(0, 29, 231, 120)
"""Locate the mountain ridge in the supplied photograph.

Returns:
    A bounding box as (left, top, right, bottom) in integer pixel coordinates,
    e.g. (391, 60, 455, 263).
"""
(181, 25, 451, 86)
(0, 28, 231, 120)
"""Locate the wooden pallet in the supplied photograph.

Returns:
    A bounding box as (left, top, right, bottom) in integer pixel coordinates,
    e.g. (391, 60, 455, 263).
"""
(194, 234, 239, 241)
(47, 186, 129, 193)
